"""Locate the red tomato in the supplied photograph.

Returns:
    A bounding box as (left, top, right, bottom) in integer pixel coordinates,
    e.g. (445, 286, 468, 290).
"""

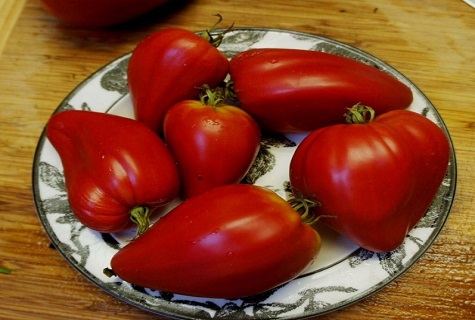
(128, 27, 230, 133)
(163, 87, 261, 199)
(46, 110, 180, 234)
(229, 48, 413, 133)
(109, 184, 321, 298)
(289, 106, 450, 252)
(39, 0, 170, 28)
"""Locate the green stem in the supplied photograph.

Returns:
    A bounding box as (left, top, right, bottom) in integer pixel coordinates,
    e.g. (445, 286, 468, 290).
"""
(0, 266, 11, 274)
(199, 14, 234, 47)
(130, 206, 151, 239)
(345, 103, 375, 124)
(288, 194, 321, 225)
(199, 84, 225, 107)
(224, 80, 238, 101)
(288, 193, 335, 226)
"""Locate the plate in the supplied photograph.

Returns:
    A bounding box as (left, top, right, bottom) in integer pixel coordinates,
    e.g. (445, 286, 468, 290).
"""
(32, 28, 456, 319)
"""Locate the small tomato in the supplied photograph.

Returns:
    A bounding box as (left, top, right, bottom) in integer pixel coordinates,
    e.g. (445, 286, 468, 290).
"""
(163, 86, 261, 199)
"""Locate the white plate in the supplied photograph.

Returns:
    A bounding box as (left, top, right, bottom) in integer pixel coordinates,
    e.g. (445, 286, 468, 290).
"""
(32, 28, 456, 319)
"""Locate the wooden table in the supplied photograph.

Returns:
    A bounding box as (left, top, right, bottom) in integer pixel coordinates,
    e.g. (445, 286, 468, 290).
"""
(1, 0, 474, 319)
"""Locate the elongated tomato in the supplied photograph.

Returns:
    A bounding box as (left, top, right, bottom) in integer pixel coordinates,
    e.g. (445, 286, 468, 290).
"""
(109, 184, 321, 298)
(230, 48, 413, 133)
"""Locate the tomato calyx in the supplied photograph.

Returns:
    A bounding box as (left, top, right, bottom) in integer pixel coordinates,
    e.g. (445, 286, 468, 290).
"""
(223, 80, 238, 102)
(199, 84, 227, 108)
(288, 192, 335, 226)
(288, 193, 320, 225)
(130, 206, 151, 239)
(345, 103, 376, 124)
(199, 14, 234, 48)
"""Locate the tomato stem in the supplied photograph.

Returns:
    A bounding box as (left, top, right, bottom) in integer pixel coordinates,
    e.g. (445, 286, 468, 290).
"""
(130, 206, 151, 239)
(199, 84, 225, 107)
(200, 14, 234, 47)
(288, 193, 321, 225)
(345, 103, 375, 124)
(224, 80, 238, 101)
(103, 267, 116, 278)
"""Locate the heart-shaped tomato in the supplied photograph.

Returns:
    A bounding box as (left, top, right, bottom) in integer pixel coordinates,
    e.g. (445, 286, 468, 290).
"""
(46, 110, 180, 234)
(128, 26, 230, 134)
(163, 86, 261, 199)
(289, 105, 450, 252)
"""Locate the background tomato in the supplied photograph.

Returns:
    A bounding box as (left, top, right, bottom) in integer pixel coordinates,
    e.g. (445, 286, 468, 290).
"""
(230, 48, 413, 133)
(109, 184, 321, 298)
(163, 89, 261, 199)
(39, 0, 170, 28)
(289, 107, 450, 252)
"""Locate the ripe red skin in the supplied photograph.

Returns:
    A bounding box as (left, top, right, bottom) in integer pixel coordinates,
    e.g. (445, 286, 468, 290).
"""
(127, 28, 229, 133)
(229, 48, 414, 133)
(46, 110, 180, 233)
(289, 110, 450, 252)
(110, 184, 321, 298)
(39, 0, 170, 28)
(163, 99, 261, 199)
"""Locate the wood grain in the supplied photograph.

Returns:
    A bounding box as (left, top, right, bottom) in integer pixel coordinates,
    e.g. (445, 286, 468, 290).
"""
(1, 0, 474, 319)
(0, 0, 27, 56)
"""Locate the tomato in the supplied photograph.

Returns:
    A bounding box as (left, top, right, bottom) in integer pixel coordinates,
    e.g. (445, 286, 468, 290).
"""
(46, 110, 180, 235)
(128, 24, 230, 134)
(229, 48, 413, 133)
(289, 105, 450, 252)
(163, 86, 261, 199)
(108, 184, 321, 298)
(39, 0, 170, 28)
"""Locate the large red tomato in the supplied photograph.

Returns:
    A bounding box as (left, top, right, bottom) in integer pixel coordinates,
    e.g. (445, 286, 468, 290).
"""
(289, 105, 450, 252)
(46, 110, 180, 235)
(109, 184, 321, 298)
